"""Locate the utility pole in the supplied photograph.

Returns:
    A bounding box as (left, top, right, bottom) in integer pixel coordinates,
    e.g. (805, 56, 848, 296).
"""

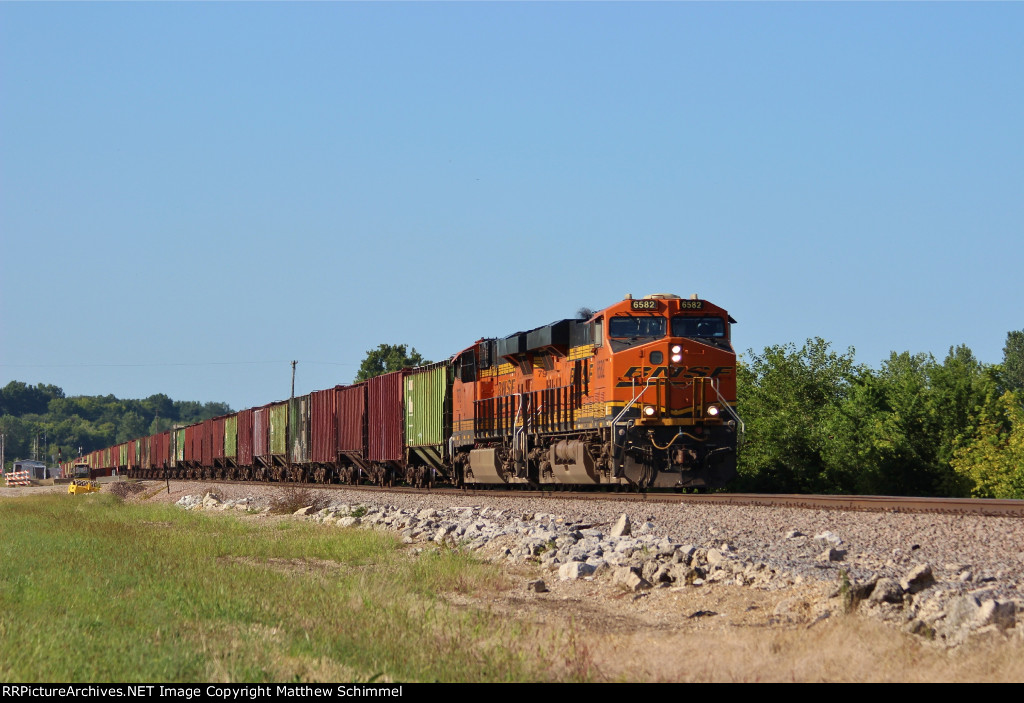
(289, 360, 297, 477)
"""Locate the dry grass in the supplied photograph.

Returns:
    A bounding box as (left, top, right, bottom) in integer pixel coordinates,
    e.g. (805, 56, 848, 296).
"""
(267, 486, 331, 515)
(219, 555, 348, 576)
(139, 484, 171, 501)
(449, 558, 1024, 683)
(572, 613, 1024, 682)
(105, 480, 150, 499)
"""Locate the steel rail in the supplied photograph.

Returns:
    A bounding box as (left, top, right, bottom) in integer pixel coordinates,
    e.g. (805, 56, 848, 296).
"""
(158, 479, 1024, 518)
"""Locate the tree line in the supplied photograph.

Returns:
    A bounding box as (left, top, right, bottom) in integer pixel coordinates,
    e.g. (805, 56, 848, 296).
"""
(735, 331, 1024, 499)
(0, 382, 231, 469)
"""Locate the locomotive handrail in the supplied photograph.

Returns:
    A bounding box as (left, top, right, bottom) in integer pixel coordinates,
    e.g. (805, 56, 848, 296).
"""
(512, 393, 527, 475)
(709, 379, 745, 446)
(512, 392, 525, 437)
(611, 375, 655, 429)
(610, 376, 656, 448)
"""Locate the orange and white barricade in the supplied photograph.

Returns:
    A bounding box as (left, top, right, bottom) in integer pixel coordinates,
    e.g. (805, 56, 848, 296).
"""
(4, 470, 30, 486)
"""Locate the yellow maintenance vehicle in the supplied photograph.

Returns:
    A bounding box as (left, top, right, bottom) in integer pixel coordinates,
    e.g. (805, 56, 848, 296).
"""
(68, 479, 101, 494)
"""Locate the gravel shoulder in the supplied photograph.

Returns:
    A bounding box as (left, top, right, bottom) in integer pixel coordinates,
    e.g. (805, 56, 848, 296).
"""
(135, 480, 1024, 595)
(149, 481, 1024, 638)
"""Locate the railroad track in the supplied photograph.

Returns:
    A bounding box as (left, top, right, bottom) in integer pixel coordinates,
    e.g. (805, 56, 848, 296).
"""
(157, 479, 1024, 518)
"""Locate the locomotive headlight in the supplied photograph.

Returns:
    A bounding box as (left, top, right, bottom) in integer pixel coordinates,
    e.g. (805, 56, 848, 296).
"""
(671, 345, 682, 354)
(671, 354, 682, 363)
(707, 405, 720, 417)
(644, 405, 656, 417)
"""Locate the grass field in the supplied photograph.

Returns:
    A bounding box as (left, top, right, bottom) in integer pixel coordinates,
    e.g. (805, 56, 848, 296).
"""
(0, 493, 571, 683)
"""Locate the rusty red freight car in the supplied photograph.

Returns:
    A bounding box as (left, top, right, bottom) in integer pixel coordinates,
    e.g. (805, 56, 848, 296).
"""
(309, 388, 337, 481)
(212, 416, 226, 467)
(200, 418, 215, 470)
(237, 407, 255, 468)
(366, 370, 407, 484)
(335, 383, 367, 483)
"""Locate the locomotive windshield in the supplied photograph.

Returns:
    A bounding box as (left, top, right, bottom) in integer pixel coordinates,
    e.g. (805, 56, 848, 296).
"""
(671, 316, 730, 350)
(671, 316, 725, 339)
(608, 315, 666, 339)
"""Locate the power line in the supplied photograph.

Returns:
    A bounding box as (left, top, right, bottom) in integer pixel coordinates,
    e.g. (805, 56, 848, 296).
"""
(297, 361, 359, 367)
(0, 359, 358, 369)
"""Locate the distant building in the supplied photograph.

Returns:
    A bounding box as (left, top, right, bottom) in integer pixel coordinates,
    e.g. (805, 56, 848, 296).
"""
(12, 460, 48, 480)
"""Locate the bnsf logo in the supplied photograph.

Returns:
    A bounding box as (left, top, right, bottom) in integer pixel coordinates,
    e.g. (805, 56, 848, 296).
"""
(615, 366, 732, 387)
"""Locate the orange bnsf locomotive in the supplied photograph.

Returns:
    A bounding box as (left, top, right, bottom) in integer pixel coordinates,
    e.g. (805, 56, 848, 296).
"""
(451, 292, 740, 489)
(71, 293, 740, 490)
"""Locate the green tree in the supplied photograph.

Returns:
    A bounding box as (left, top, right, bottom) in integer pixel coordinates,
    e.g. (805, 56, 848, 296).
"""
(822, 352, 949, 496)
(0, 381, 232, 463)
(736, 338, 858, 493)
(354, 344, 430, 382)
(175, 401, 204, 424)
(0, 382, 64, 416)
(783, 345, 995, 497)
(48, 396, 104, 422)
(0, 415, 30, 468)
(929, 345, 998, 473)
(201, 401, 232, 418)
(116, 411, 148, 443)
(142, 393, 176, 422)
(149, 417, 175, 434)
(1002, 330, 1024, 393)
(952, 391, 1024, 498)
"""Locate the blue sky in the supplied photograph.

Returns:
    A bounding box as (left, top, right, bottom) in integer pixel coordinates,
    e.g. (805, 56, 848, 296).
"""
(2, 3, 1022, 411)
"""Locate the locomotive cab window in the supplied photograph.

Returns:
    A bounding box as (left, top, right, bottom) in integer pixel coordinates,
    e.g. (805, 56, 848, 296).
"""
(671, 316, 726, 339)
(671, 316, 731, 350)
(455, 350, 476, 382)
(608, 315, 666, 339)
(478, 341, 493, 369)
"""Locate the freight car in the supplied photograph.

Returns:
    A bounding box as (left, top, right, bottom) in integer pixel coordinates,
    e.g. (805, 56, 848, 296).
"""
(64, 293, 742, 490)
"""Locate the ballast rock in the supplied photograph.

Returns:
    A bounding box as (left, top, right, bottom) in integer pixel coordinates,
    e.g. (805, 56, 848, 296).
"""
(168, 489, 1023, 648)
